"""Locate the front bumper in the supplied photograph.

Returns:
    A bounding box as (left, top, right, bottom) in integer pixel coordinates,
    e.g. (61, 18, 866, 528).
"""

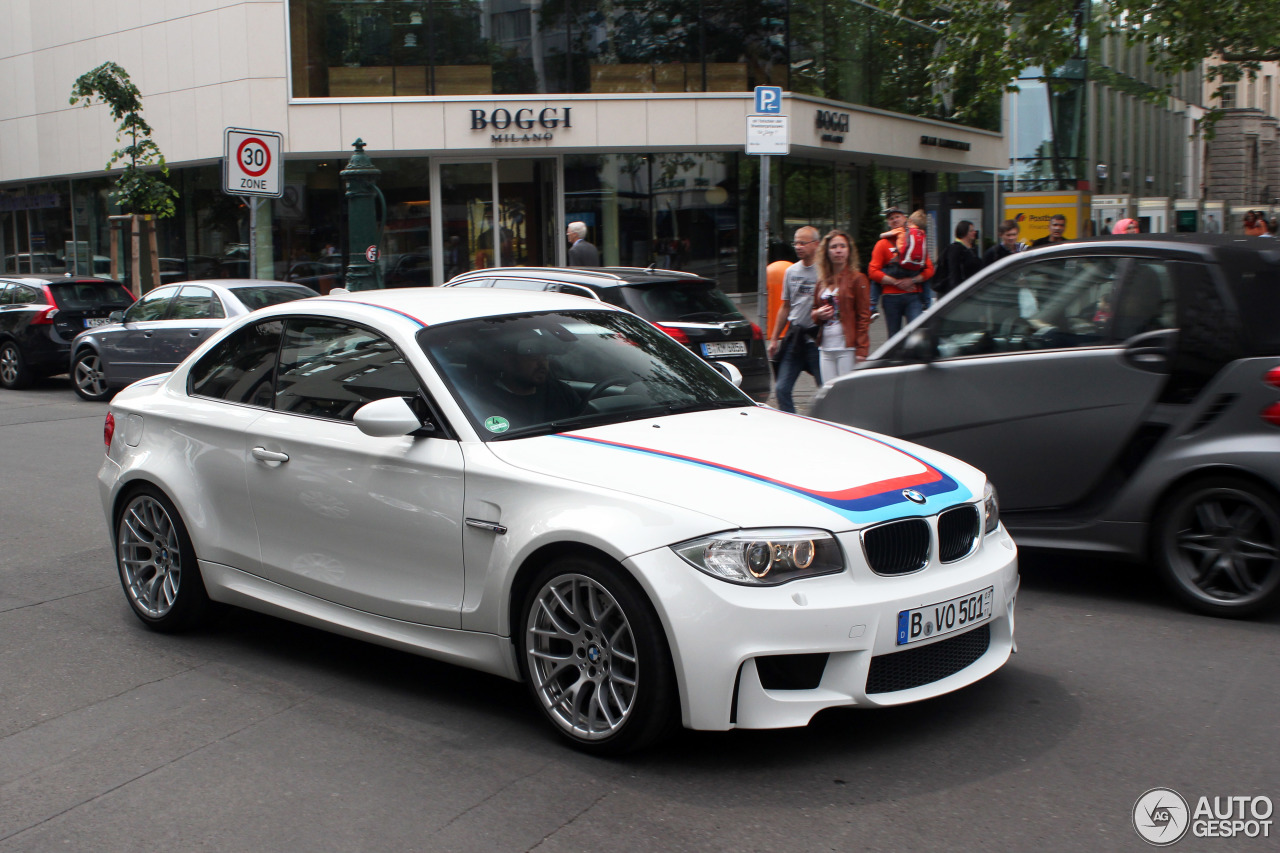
(625, 525, 1019, 731)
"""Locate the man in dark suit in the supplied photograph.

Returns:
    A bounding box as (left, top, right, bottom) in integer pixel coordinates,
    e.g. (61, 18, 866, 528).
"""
(934, 220, 983, 298)
(566, 222, 601, 266)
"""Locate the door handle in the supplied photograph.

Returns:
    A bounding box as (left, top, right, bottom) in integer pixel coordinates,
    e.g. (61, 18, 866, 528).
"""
(143, 332, 154, 338)
(251, 447, 290, 464)
(189, 330, 202, 337)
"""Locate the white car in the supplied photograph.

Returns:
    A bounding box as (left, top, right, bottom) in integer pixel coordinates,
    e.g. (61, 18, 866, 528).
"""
(98, 288, 1019, 752)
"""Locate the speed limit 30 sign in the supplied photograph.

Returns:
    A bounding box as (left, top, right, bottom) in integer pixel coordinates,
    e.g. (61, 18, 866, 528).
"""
(223, 128, 283, 198)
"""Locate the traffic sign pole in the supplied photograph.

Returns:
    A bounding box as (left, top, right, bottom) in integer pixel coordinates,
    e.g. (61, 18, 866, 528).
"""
(748, 86, 786, 330)
(758, 156, 770, 331)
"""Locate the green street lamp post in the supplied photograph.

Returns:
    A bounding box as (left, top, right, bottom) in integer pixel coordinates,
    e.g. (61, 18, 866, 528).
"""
(340, 138, 385, 291)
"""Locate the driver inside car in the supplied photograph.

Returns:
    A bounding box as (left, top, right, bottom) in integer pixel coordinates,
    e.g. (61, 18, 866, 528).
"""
(474, 332, 583, 430)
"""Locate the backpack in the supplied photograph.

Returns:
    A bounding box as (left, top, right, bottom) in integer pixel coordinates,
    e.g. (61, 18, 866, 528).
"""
(896, 225, 927, 272)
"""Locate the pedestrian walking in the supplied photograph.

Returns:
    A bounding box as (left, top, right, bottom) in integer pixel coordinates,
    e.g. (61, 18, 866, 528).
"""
(810, 230, 870, 384)
(566, 222, 601, 266)
(1030, 213, 1069, 247)
(767, 226, 822, 413)
(869, 206, 934, 336)
(933, 219, 982, 298)
(1243, 210, 1269, 237)
(983, 220, 1025, 266)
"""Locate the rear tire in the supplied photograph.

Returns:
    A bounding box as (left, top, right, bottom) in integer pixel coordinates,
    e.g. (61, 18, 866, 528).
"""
(518, 556, 677, 754)
(0, 340, 31, 389)
(115, 486, 210, 632)
(72, 349, 113, 401)
(1154, 476, 1280, 617)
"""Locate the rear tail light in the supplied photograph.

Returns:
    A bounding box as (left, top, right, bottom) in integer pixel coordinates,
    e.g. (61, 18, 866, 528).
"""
(30, 306, 58, 325)
(104, 412, 116, 451)
(656, 324, 690, 344)
(751, 323, 763, 340)
(1266, 366, 1280, 389)
(1264, 403, 1280, 428)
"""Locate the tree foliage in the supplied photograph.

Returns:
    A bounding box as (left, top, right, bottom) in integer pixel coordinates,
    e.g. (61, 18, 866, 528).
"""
(874, 1, 1280, 124)
(69, 62, 178, 218)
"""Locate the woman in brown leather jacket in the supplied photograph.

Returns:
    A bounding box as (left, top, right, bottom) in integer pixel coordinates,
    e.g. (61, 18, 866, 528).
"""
(810, 229, 871, 385)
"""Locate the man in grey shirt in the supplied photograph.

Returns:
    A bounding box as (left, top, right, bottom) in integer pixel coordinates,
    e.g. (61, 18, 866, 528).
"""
(566, 222, 601, 266)
(767, 225, 821, 413)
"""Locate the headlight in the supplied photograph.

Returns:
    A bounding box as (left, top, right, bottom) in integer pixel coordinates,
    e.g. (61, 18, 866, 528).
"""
(984, 481, 1000, 534)
(673, 528, 844, 585)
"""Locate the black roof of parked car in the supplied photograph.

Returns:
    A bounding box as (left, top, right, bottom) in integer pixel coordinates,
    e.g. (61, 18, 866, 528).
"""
(448, 266, 716, 289)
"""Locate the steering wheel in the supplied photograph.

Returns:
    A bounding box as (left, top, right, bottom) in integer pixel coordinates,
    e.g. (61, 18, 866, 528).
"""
(580, 375, 631, 411)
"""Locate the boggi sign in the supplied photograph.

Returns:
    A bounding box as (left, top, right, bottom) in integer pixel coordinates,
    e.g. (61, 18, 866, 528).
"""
(470, 107, 573, 143)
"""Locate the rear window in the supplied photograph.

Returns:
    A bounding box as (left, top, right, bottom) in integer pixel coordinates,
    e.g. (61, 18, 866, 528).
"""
(47, 280, 133, 311)
(615, 281, 744, 323)
(230, 285, 318, 311)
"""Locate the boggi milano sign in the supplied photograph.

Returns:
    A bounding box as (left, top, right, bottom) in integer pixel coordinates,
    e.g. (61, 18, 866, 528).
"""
(470, 107, 573, 144)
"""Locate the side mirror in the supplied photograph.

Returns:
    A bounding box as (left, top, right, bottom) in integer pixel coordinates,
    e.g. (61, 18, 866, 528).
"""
(108, 310, 125, 324)
(354, 396, 426, 437)
(902, 327, 937, 364)
(712, 360, 743, 387)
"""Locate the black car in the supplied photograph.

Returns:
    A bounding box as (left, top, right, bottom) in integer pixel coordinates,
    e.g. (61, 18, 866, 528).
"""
(69, 279, 318, 401)
(811, 235, 1280, 616)
(445, 267, 771, 401)
(0, 275, 136, 389)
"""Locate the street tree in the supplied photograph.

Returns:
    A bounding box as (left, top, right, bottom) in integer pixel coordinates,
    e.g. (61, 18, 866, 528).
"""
(875, 1, 1280, 124)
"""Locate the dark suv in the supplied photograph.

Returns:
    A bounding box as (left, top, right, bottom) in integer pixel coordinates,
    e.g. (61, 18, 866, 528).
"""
(0, 275, 136, 389)
(811, 235, 1280, 617)
(445, 267, 771, 401)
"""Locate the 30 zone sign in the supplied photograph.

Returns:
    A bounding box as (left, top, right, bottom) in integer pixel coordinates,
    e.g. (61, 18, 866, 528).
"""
(223, 128, 283, 198)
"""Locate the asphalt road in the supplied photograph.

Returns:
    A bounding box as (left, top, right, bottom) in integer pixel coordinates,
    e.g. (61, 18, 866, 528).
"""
(2, 380, 1278, 852)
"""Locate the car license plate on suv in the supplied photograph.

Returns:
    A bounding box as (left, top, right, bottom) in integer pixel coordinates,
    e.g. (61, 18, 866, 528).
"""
(702, 341, 746, 357)
(896, 587, 993, 646)
(85, 318, 111, 327)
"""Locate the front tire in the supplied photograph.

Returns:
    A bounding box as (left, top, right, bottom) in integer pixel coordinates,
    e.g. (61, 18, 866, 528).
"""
(1155, 476, 1280, 617)
(72, 349, 113, 401)
(519, 556, 677, 754)
(115, 487, 210, 631)
(0, 340, 31, 389)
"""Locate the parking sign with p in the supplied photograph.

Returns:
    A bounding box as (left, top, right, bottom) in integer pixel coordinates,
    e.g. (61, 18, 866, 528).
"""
(754, 86, 782, 115)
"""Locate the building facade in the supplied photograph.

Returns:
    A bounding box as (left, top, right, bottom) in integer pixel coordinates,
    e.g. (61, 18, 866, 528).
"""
(1203, 62, 1280, 226)
(0, 0, 1004, 292)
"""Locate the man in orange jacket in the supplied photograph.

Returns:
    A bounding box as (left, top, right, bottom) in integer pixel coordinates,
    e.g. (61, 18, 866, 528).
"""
(868, 206, 935, 337)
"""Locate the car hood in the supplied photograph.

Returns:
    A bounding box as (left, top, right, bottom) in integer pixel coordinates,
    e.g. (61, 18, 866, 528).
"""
(484, 406, 981, 531)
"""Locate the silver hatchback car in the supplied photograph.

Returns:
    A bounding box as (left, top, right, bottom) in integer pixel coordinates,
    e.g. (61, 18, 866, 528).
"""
(811, 235, 1280, 617)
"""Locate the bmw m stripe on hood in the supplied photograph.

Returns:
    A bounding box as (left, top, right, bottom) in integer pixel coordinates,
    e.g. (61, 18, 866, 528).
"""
(557, 421, 970, 524)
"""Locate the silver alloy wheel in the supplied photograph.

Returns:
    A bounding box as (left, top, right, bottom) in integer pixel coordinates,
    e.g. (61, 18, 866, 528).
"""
(1165, 484, 1280, 608)
(73, 352, 108, 398)
(525, 573, 639, 741)
(118, 494, 184, 618)
(0, 343, 19, 386)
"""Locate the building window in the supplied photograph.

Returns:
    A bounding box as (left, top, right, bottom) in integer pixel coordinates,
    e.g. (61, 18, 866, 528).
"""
(1219, 83, 1237, 109)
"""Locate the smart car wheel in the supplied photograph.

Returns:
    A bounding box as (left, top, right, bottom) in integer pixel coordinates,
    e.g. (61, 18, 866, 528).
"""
(1155, 476, 1280, 617)
(0, 340, 31, 389)
(72, 349, 113, 401)
(520, 557, 676, 753)
(115, 487, 209, 631)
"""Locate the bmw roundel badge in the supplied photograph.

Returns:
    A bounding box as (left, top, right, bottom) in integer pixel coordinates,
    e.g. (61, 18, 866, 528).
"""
(902, 489, 927, 505)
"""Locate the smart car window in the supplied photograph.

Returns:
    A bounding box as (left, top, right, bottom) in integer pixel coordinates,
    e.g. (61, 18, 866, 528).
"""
(188, 319, 283, 406)
(420, 309, 750, 440)
(170, 286, 223, 320)
(125, 288, 176, 322)
(274, 319, 421, 422)
(1111, 260, 1177, 340)
(931, 257, 1121, 358)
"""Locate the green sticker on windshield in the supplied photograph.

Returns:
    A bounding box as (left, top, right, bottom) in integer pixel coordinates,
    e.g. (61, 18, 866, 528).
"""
(484, 416, 510, 434)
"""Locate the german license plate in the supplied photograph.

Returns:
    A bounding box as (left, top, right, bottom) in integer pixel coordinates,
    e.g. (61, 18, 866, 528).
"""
(702, 341, 746, 357)
(896, 587, 993, 646)
(85, 317, 111, 327)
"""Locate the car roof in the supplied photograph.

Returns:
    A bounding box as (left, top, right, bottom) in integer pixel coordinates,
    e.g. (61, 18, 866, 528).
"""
(313, 285, 624, 326)
(1036, 233, 1280, 261)
(0, 274, 123, 286)
(448, 266, 716, 289)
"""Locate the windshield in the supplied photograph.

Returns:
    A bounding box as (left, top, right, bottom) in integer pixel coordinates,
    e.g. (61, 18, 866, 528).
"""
(47, 280, 133, 311)
(615, 281, 744, 323)
(419, 309, 752, 440)
(231, 285, 318, 311)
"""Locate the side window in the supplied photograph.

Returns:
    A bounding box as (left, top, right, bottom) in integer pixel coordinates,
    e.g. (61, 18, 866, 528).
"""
(125, 287, 176, 322)
(931, 257, 1120, 358)
(169, 286, 224, 320)
(492, 278, 548, 291)
(188, 319, 283, 406)
(274, 319, 421, 422)
(0, 284, 11, 305)
(11, 285, 41, 305)
(449, 278, 492, 288)
(1111, 260, 1177, 340)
